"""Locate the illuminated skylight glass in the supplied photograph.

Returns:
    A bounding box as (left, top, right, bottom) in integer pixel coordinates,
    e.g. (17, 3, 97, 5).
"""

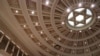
(75, 8, 85, 13)
(68, 12, 73, 19)
(86, 17, 92, 24)
(76, 24, 84, 27)
(68, 21, 74, 26)
(76, 15, 84, 22)
(87, 9, 92, 15)
(67, 8, 94, 30)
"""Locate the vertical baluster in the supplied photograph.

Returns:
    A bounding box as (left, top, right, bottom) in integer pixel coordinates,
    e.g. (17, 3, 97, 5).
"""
(17, 49, 20, 56)
(0, 34, 4, 43)
(4, 40, 10, 51)
(11, 46, 15, 56)
(22, 53, 24, 56)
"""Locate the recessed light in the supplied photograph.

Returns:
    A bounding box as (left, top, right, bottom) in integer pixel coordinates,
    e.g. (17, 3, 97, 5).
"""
(30, 34, 33, 38)
(58, 37, 61, 41)
(70, 30, 73, 32)
(45, 38, 48, 41)
(89, 27, 91, 29)
(84, 41, 87, 44)
(40, 31, 43, 34)
(45, 0, 49, 6)
(61, 22, 65, 25)
(90, 4, 95, 8)
(35, 22, 39, 26)
(37, 42, 41, 45)
(31, 10, 35, 15)
(98, 16, 100, 19)
(23, 25, 27, 28)
(15, 10, 19, 13)
(79, 30, 82, 33)
(78, 3, 82, 7)
(66, 8, 71, 13)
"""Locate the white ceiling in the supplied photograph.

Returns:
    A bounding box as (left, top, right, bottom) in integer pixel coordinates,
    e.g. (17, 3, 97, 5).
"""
(0, 0, 100, 56)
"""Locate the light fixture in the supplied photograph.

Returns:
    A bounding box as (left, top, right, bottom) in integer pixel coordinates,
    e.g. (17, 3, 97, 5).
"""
(37, 42, 41, 45)
(35, 22, 39, 26)
(70, 30, 73, 32)
(90, 4, 95, 8)
(84, 41, 87, 44)
(61, 22, 65, 25)
(23, 25, 27, 28)
(98, 16, 100, 19)
(58, 37, 61, 41)
(89, 27, 91, 29)
(85, 49, 89, 52)
(79, 30, 82, 33)
(78, 3, 82, 7)
(30, 34, 33, 38)
(31, 10, 35, 15)
(15, 10, 19, 13)
(45, 0, 49, 6)
(66, 8, 71, 13)
(45, 38, 49, 41)
(40, 31, 43, 34)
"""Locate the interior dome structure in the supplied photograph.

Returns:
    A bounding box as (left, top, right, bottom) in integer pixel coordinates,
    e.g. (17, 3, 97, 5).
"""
(0, 0, 100, 56)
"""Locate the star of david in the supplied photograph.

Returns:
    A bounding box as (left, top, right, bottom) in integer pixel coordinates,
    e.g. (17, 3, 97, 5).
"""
(68, 8, 92, 27)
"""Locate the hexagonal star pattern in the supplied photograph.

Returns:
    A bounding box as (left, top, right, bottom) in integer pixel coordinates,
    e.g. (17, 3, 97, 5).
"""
(68, 8, 92, 28)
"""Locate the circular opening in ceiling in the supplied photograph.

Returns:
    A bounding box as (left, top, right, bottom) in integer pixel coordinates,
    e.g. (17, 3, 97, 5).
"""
(66, 8, 95, 30)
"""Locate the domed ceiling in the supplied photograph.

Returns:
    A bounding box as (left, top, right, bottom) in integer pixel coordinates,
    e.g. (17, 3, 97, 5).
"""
(0, 0, 100, 56)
